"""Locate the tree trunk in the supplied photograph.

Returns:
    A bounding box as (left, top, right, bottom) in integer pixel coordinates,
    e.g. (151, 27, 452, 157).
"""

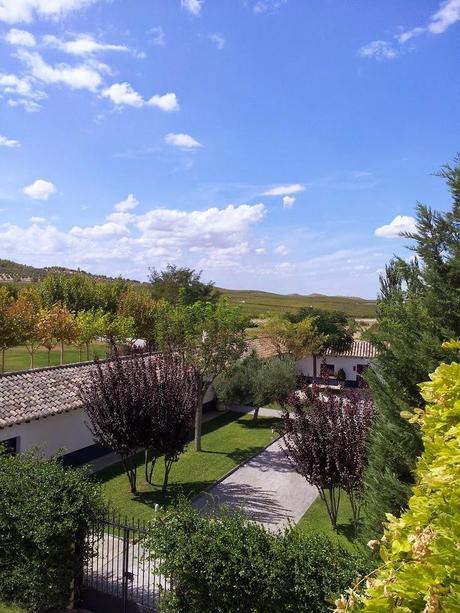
(313, 354, 317, 381)
(253, 406, 260, 421)
(144, 448, 156, 484)
(162, 458, 174, 493)
(194, 388, 206, 452)
(30, 350, 34, 369)
(86, 343, 90, 361)
(1, 348, 4, 373)
(60, 340, 64, 365)
(47, 349, 51, 367)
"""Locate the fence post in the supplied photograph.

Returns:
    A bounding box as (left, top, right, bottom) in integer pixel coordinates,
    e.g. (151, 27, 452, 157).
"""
(122, 526, 130, 613)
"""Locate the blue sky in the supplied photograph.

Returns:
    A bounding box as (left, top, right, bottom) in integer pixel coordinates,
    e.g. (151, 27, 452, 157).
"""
(0, 0, 459, 298)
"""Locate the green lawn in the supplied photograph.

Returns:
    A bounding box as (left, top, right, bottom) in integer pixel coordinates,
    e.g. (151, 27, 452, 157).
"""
(296, 490, 364, 553)
(3, 342, 109, 372)
(0, 604, 25, 613)
(97, 411, 279, 522)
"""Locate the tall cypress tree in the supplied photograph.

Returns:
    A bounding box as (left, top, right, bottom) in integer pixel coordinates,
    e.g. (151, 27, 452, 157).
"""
(362, 156, 460, 540)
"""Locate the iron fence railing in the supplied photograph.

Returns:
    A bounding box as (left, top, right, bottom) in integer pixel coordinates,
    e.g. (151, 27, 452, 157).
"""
(83, 512, 168, 612)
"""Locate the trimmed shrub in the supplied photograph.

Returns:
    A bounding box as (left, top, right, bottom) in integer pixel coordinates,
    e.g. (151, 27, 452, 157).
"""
(143, 500, 369, 613)
(0, 450, 105, 612)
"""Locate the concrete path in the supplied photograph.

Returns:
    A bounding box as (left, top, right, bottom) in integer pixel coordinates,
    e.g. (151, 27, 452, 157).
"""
(193, 435, 318, 531)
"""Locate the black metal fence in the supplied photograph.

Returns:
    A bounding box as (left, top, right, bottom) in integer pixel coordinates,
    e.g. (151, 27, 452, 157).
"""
(82, 512, 168, 613)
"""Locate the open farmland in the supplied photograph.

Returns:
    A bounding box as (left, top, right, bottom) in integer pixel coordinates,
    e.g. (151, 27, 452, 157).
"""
(219, 288, 377, 318)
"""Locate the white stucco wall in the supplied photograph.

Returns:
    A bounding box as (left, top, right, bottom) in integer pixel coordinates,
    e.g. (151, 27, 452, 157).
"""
(296, 355, 371, 381)
(0, 407, 94, 457)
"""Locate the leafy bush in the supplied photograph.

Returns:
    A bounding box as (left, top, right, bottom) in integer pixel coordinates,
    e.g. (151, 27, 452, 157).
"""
(337, 351, 460, 611)
(0, 450, 105, 612)
(144, 500, 369, 613)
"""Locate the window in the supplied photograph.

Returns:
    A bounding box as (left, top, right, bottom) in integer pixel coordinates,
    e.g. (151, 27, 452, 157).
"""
(0, 437, 18, 455)
(320, 363, 335, 378)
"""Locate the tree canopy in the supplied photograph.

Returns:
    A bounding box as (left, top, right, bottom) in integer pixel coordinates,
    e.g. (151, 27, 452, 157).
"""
(149, 264, 219, 305)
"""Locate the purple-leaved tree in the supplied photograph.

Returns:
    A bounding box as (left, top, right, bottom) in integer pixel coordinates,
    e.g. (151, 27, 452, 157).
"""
(281, 386, 374, 530)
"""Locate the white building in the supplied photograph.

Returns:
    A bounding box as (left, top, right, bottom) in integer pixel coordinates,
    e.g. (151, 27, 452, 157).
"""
(248, 338, 378, 387)
(0, 359, 216, 464)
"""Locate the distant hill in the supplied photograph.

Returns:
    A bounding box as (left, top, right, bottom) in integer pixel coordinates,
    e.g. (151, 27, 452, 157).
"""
(0, 259, 140, 284)
(0, 259, 376, 318)
(219, 288, 377, 318)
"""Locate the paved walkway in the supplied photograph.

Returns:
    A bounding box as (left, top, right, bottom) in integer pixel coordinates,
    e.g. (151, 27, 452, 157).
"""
(193, 410, 318, 531)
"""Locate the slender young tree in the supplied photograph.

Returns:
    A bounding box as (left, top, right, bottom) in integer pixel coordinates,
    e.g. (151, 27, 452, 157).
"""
(9, 289, 42, 369)
(260, 316, 326, 362)
(282, 386, 374, 530)
(75, 309, 104, 361)
(0, 287, 18, 373)
(154, 299, 247, 451)
(37, 308, 57, 366)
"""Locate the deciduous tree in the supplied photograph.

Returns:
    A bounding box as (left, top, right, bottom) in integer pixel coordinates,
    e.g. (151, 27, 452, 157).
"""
(282, 387, 374, 529)
(149, 264, 219, 305)
(0, 287, 18, 373)
(9, 289, 41, 369)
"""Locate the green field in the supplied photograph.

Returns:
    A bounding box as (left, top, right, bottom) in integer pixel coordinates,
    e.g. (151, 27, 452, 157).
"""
(98, 411, 279, 522)
(219, 288, 377, 318)
(2, 342, 109, 372)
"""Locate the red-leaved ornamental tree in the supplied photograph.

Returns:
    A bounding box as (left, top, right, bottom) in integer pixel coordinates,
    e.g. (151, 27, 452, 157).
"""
(80, 352, 200, 494)
(281, 386, 374, 530)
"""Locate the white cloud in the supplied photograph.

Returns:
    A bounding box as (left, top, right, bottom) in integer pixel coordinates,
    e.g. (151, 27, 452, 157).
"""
(42, 33, 129, 55)
(101, 82, 143, 107)
(374, 215, 416, 238)
(165, 132, 202, 149)
(0, 134, 20, 147)
(147, 92, 179, 112)
(150, 26, 165, 46)
(253, 0, 287, 14)
(5, 27, 36, 46)
(429, 0, 460, 34)
(0, 0, 96, 24)
(282, 195, 295, 208)
(23, 178, 57, 200)
(0, 72, 45, 101)
(358, 40, 398, 60)
(209, 33, 225, 49)
(263, 183, 305, 196)
(30, 216, 46, 222)
(115, 193, 139, 212)
(7, 97, 41, 111)
(70, 221, 128, 239)
(181, 0, 203, 16)
(274, 244, 288, 256)
(17, 49, 103, 90)
(396, 27, 425, 44)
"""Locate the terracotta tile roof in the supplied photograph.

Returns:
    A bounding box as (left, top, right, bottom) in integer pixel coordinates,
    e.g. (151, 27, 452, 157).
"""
(0, 361, 96, 429)
(324, 340, 379, 359)
(247, 337, 378, 360)
(246, 336, 280, 359)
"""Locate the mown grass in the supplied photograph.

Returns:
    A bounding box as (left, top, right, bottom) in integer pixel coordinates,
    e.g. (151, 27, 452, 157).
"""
(97, 411, 279, 523)
(2, 342, 109, 372)
(296, 490, 365, 553)
(0, 604, 25, 613)
(219, 288, 377, 318)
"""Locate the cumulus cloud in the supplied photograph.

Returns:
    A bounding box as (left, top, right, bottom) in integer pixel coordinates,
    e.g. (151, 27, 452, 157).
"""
(23, 178, 57, 200)
(263, 183, 305, 196)
(374, 215, 416, 238)
(5, 27, 36, 46)
(17, 49, 103, 91)
(0, 198, 265, 276)
(101, 82, 143, 107)
(282, 195, 295, 208)
(114, 193, 139, 212)
(362, 0, 460, 60)
(0, 72, 45, 105)
(253, 0, 287, 14)
(165, 132, 202, 149)
(209, 33, 225, 49)
(30, 216, 46, 222)
(0, 134, 20, 147)
(181, 0, 203, 16)
(42, 33, 129, 55)
(147, 92, 179, 111)
(274, 244, 288, 256)
(0, 0, 97, 24)
(358, 40, 398, 60)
